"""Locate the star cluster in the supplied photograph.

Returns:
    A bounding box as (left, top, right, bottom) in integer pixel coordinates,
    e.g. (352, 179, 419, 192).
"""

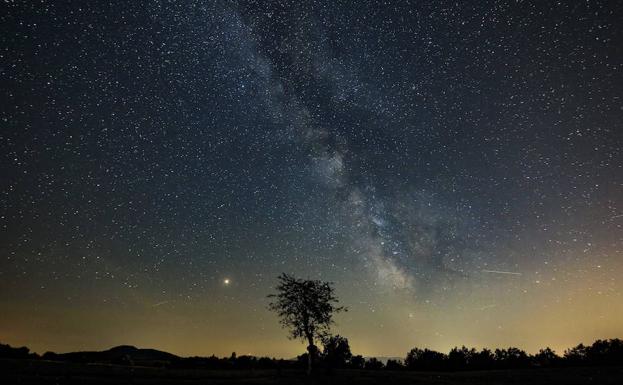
(1, 1, 622, 357)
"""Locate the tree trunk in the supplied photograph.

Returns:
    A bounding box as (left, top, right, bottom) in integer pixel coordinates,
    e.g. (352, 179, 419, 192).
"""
(306, 337, 315, 376)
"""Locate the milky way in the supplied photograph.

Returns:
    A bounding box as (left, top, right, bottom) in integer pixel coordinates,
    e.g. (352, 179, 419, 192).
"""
(1, 1, 622, 357)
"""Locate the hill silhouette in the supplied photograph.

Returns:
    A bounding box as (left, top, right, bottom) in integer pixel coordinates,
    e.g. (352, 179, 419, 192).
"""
(41, 345, 179, 366)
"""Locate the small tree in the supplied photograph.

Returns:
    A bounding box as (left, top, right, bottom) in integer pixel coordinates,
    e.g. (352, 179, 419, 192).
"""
(350, 354, 365, 369)
(323, 335, 352, 369)
(267, 273, 346, 375)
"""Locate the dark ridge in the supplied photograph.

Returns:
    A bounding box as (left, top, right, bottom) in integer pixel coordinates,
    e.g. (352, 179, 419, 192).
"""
(38, 345, 179, 366)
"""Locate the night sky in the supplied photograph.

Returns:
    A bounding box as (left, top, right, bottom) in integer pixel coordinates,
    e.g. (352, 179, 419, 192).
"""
(1, 1, 622, 358)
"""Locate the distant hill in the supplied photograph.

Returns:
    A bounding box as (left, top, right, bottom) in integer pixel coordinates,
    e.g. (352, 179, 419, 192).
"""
(42, 345, 178, 366)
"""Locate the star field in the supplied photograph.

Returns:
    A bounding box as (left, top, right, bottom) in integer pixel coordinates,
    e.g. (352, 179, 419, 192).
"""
(1, 1, 622, 357)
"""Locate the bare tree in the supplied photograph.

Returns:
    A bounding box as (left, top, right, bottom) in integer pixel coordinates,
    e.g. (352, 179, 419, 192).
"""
(267, 273, 346, 375)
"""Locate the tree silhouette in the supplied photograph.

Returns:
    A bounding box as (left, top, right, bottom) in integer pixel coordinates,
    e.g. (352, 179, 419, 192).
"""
(405, 348, 446, 371)
(494, 347, 530, 369)
(385, 359, 404, 370)
(267, 273, 346, 375)
(470, 348, 495, 370)
(350, 354, 365, 369)
(564, 343, 587, 365)
(323, 335, 352, 369)
(584, 339, 622, 365)
(534, 347, 559, 367)
(448, 346, 477, 370)
(364, 357, 384, 370)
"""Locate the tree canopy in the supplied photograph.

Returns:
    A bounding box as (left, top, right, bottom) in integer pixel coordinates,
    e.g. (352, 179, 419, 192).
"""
(267, 273, 346, 374)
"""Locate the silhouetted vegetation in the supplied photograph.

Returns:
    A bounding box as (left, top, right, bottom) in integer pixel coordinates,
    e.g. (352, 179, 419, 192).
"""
(398, 339, 623, 371)
(363, 357, 385, 370)
(0, 343, 38, 360)
(405, 347, 447, 370)
(322, 335, 352, 370)
(349, 355, 365, 369)
(1, 338, 622, 374)
(385, 358, 403, 370)
(267, 273, 346, 375)
(170, 353, 296, 371)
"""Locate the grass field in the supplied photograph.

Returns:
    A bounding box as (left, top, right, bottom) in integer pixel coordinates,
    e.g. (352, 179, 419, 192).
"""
(2, 359, 623, 384)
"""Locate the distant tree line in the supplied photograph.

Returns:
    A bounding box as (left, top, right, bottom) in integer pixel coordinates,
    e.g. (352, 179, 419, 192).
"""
(169, 352, 296, 371)
(2, 338, 622, 372)
(360, 338, 623, 371)
(307, 337, 623, 372)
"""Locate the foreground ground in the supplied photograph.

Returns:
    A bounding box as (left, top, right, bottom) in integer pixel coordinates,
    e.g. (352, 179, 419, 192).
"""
(2, 359, 623, 384)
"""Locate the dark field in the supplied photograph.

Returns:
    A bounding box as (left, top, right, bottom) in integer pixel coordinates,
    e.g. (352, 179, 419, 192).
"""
(2, 359, 623, 385)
